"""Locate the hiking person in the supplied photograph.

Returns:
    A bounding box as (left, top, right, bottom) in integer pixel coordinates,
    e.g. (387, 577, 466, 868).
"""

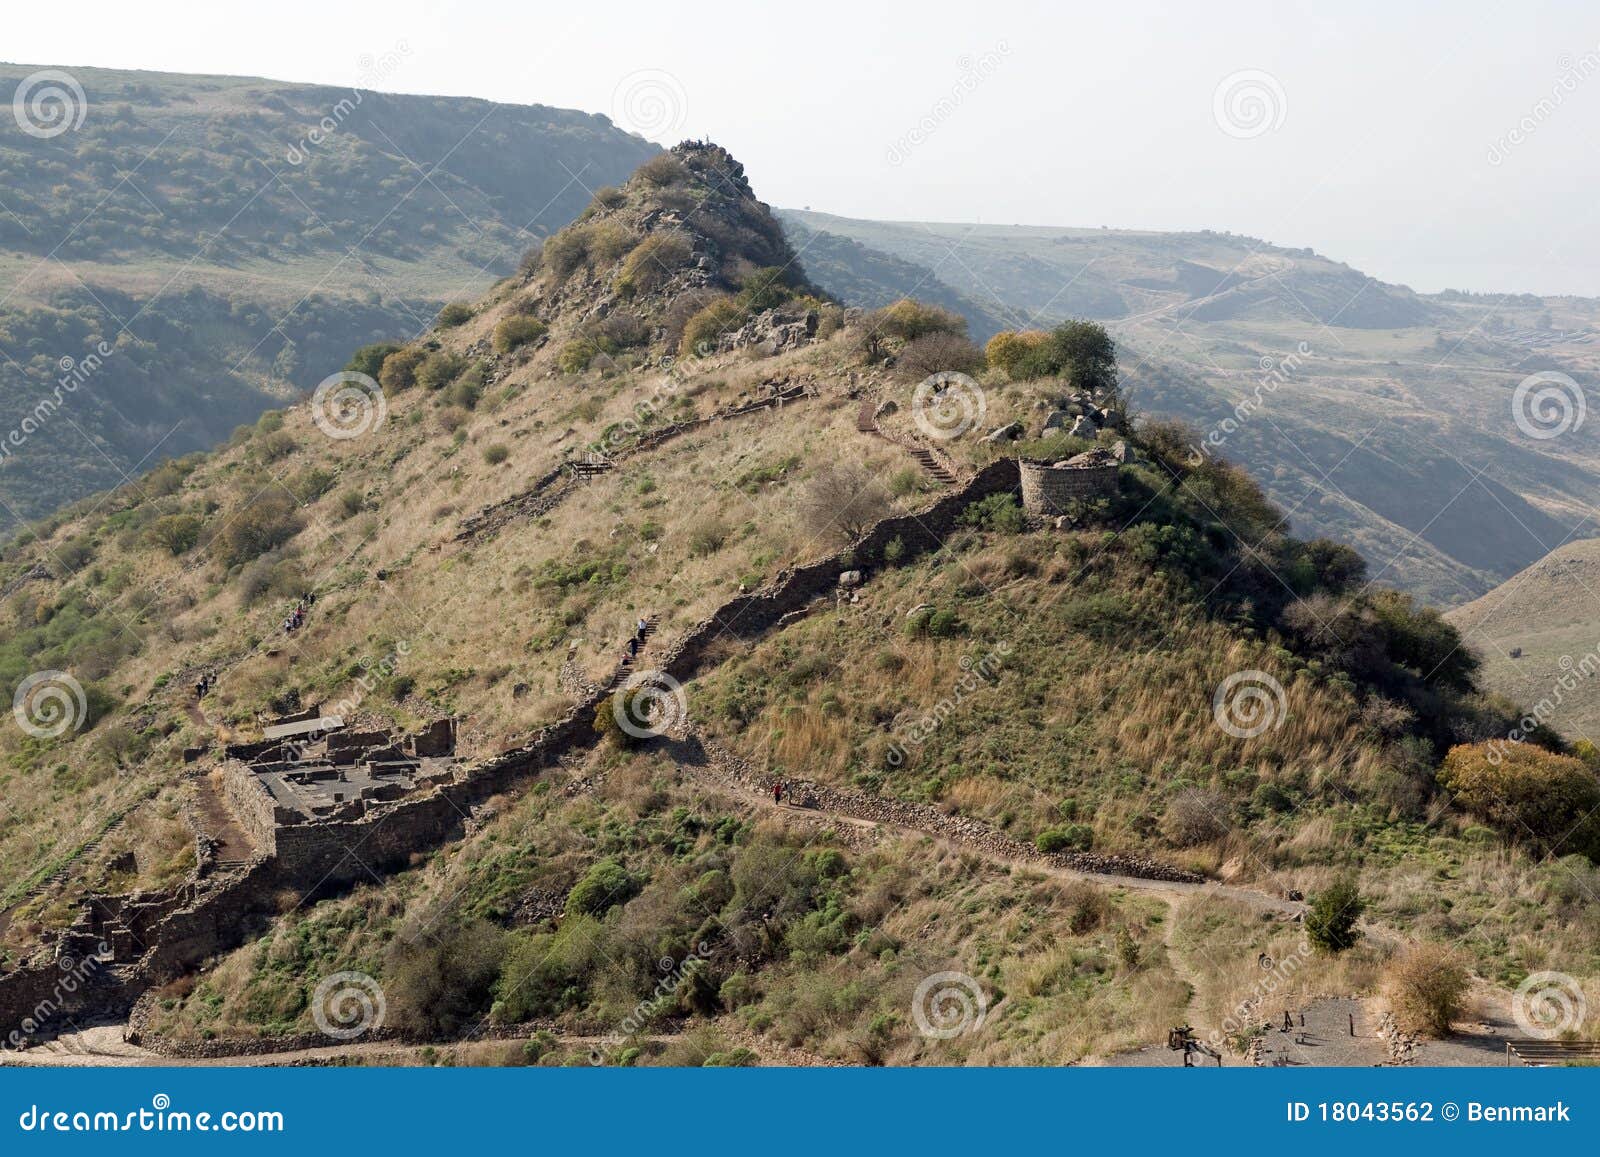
(773, 781, 783, 805)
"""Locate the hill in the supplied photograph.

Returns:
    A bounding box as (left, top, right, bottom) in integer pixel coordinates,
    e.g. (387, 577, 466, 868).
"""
(779, 210, 1600, 606)
(1446, 539, 1600, 741)
(0, 145, 1595, 1066)
(0, 62, 656, 522)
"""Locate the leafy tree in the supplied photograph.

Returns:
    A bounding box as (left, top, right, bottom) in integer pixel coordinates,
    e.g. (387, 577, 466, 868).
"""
(1306, 874, 1364, 953)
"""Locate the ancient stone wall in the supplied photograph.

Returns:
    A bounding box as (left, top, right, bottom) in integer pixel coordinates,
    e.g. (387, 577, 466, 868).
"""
(219, 759, 280, 854)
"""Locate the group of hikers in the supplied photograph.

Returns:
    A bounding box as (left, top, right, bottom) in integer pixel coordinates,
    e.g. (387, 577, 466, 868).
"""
(282, 591, 317, 635)
(194, 670, 217, 700)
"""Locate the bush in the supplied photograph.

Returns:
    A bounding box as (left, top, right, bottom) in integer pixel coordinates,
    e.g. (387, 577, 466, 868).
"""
(1161, 788, 1230, 847)
(636, 154, 688, 186)
(687, 517, 729, 557)
(482, 443, 510, 466)
(215, 493, 302, 567)
(1004, 319, 1118, 391)
(558, 337, 615, 374)
(618, 232, 693, 296)
(436, 302, 474, 328)
(257, 430, 297, 462)
(959, 492, 1026, 533)
(379, 347, 426, 392)
(416, 351, 467, 391)
(1036, 823, 1094, 853)
(146, 514, 202, 556)
(492, 314, 547, 353)
(873, 298, 966, 341)
(1437, 742, 1600, 858)
(1306, 874, 1364, 954)
(985, 330, 1050, 375)
(896, 331, 985, 379)
(384, 917, 505, 1038)
(345, 342, 401, 379)
(1386, 943, 1470, 1036)
(679, 296, 744, 357)
(566, 858, 640, 917)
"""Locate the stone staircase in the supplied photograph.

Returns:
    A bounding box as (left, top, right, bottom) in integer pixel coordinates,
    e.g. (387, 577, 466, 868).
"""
(907, 446, 957, 486)
(601, 614, 659, 691)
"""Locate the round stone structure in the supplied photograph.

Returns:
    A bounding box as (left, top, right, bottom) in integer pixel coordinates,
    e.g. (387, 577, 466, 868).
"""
(1018, 459, 1120, 515)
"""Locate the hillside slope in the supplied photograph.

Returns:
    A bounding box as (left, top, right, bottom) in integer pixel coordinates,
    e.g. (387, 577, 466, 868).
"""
(0, 63, 656, 521)
(1446, 539, 1600, 741)
(0, 145, 1595, 1066)
(781, 210, 1600, 606)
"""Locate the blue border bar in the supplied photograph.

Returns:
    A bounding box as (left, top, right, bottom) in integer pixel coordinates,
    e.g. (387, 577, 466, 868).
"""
(2, 1067, 1596, 1153)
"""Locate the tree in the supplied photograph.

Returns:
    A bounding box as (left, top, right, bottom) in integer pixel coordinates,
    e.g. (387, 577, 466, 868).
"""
(1018, 319, 1118, 394)
(1306, 874, 1364, 953)
(799, 465, 892, 546)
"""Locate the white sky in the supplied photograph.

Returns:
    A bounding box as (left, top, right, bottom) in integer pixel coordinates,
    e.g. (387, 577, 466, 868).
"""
(10, 0, 1600, 295)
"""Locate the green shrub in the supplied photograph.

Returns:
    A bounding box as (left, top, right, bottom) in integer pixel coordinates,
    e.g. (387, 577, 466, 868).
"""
(492, 314, 547, 353)
(1438, 742, 1600, 858)
(345, 342, 401, 379)
(566, 858, 640, 917)
(379, 347, 427, 392)
(146, 514, 202, 556)
(416, 351, 467, 390)
(873, 298, 966, 341)
(679, 296, 743, 357)
(618, 232, 693, 296)
(215, 494, 302, 567)
(436, 302, 474, 328)
(959, 492, 1026, 533)
(482, 443, 510, 465)
(1036, 823, 1094, 853)
(1306, 875, 1364, 954)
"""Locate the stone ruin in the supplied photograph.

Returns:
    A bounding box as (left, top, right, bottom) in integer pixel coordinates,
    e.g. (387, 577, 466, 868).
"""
(220, 715, 460, 843)
(1018, 441, 1127, 515)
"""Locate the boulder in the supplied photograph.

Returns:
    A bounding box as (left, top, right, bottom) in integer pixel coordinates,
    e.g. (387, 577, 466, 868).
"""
(1042, 409, 1071, 431)
(1068, 414, 1100, 439)
(838, 570, 863, 588)
(983, 422, 1023, 443)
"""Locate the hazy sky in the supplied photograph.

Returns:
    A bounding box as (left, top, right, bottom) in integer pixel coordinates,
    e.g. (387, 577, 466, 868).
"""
(11, 0, 1600, 295)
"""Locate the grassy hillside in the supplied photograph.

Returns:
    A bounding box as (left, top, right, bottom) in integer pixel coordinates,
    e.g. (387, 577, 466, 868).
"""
(1447, 539, 1600, 742)
(0, 63, 656, 522)
(781, 211, 1600, 607)
(2, 145, 1596, 1064)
